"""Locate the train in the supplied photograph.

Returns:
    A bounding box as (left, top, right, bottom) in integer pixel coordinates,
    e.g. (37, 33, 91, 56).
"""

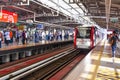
(74, 25, 104, 50)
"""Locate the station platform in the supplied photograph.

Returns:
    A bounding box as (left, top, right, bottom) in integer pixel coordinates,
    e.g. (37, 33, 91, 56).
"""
(64, 39, 120, 80)
(0, 40, 73, 64)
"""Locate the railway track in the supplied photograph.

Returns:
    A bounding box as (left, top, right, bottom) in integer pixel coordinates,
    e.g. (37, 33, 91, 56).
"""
(9, 49, 87, 80)
(0, 45, 74, 80)
(0, 44, 72, 69)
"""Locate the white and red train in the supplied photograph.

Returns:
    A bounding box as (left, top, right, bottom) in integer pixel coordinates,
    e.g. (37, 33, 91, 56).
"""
(74, 25, 104, 50)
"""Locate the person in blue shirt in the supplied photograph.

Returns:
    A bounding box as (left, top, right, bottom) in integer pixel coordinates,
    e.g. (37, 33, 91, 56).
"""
(34, 30, 39, 43)
(110, 30, 120, 58)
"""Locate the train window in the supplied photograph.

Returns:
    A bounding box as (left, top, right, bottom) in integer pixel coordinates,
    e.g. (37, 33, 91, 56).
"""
(77, 27, 91, 38)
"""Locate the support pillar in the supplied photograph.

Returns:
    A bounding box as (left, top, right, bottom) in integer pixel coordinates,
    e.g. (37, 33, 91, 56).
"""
(10, 53, 19, 61)
(19, 52, 25, 59)
(26, 51, 32, 56)
(2, 54, 10, 63)
(12, 53, 19, 60)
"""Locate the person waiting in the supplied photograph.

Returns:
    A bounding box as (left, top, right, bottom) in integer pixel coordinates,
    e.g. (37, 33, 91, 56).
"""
(0, 31, 3, 48)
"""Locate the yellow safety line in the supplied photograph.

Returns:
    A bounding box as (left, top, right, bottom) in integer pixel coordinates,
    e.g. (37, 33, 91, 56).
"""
(92, 40, 106, 80)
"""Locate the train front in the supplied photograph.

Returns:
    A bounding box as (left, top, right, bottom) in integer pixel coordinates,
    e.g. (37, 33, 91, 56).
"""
(74, 26, 94, 50)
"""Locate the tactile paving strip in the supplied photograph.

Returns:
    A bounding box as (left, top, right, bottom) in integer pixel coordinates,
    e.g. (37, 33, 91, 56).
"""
(96, 66, 120, 80)
(96, 41, 120, 80)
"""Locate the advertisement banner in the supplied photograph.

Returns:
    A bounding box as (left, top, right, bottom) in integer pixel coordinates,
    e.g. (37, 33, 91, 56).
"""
(0, 10, 18, 23)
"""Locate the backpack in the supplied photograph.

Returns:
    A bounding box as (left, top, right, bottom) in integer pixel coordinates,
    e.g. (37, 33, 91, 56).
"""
(109, 36, 118, 46)
(109, 38, 113, 46)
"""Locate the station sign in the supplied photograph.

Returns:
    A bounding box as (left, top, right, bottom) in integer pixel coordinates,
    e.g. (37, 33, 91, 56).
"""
(110, 17, 118, 23)
(0, 10, 18, 23)
(36, 24, 44, 29)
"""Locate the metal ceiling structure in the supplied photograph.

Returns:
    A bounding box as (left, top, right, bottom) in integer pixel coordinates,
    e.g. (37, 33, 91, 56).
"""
(0, 0, 77, 29)
(67, 0, 120, 30)
(0, 0, 120, 30)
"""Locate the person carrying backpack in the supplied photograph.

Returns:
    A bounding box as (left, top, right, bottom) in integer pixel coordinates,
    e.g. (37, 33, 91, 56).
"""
(110, 30, 120, 58)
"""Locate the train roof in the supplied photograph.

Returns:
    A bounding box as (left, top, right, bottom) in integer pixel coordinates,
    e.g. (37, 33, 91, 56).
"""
(77, 24, 100, 29)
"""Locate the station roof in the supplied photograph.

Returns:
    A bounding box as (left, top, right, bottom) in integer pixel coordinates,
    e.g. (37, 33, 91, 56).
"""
(67, 0, 120, 31)
(0, 0, 120, 31)
(0, 0, 83, 29)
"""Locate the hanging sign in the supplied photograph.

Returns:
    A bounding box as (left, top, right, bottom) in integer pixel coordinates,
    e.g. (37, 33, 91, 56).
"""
(36, 24, 44, 29)
(110, 17, 118, 23)
(0, 10, 18, 23)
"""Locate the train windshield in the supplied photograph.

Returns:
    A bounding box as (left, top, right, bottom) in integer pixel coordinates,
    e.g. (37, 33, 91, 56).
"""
(77, 27, 91, 38)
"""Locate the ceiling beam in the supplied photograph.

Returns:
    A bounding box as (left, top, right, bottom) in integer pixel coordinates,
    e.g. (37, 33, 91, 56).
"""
(100, 1, 120, 8)
(105, 0, 111, 29)
(84, 15, 106, 18)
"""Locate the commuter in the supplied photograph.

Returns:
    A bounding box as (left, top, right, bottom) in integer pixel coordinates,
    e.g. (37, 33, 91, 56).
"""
(29, 31, 33, 42)
(34, 30, 39, 43)
(48, 31, 50, 41)
(64, 31, 67, 40)
(42, 31, 46, 41)
(54, 31, 57, 40)
(16, 30, 20, 44)
(39, 31, 42, 41)
(4, 29, 10, 46)
(64, 31, 69, 40)
(59, 30, 62, 40)
(22, 30, 26, 44)
(25, 31, 30, 44)
(0, 31, 3, 48)
(55, 31, 58, 40)
(50, 31, 53, 41)
(9, 30, 13, 44)
(46, 30, 49, 41)
(110, 30, 120, 58)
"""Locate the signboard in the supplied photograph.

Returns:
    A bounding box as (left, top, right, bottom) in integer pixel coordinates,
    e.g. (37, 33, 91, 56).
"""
(0, 10, 18, 23)
(110, 17, 118, 23)
(36, 24, 43, 29)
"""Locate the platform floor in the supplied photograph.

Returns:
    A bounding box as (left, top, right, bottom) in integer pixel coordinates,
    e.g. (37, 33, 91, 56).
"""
(0, 39, 72, 51)
(64, 39, 120, 80)
(96, 41, 120, 80)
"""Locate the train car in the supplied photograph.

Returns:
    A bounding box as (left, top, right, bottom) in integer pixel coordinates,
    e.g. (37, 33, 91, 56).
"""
(74, 25, 103, 50)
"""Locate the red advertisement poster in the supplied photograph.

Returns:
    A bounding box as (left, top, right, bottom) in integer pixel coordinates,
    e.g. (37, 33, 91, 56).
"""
(0, 10, 18, 23)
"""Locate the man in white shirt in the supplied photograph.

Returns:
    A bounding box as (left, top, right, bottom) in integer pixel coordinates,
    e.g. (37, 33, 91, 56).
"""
(4, 30, 10, 46)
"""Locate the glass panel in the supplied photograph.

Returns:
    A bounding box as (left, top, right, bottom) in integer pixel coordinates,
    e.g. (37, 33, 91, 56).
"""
(77, 27, 91, 38)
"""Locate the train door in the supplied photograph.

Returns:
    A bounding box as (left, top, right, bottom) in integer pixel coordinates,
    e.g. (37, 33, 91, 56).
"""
(74, 28, 77, 48)
(90, 27, 95, 48)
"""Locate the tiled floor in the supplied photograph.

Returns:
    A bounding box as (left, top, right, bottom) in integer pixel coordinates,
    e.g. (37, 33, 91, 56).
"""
(64, 39, 105, 80)
(96, 41, 120, 80)
(64, 40, 120, 80)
